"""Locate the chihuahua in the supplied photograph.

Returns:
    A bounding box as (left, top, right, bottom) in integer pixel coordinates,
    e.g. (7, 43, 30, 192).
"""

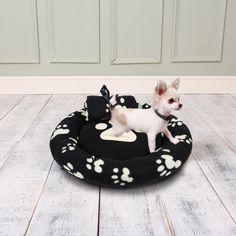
(111, 78, 182, 153)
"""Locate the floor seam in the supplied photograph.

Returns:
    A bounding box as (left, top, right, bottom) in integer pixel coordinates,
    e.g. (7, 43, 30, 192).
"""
(0, 95, 26, 121)
(0, 95, 53, 170)
(23, 160, 54, 236)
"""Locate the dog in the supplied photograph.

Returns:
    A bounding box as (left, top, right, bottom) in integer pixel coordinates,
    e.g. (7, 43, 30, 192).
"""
(110, 78, 182, 153)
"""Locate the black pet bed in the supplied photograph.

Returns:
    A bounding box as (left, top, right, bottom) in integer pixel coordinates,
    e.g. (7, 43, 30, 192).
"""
(50, 91, 192, 187)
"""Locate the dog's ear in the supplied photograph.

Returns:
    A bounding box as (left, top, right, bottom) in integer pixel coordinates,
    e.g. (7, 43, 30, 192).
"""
(155, 80, 167, 96)
(172, 78, 180, 90)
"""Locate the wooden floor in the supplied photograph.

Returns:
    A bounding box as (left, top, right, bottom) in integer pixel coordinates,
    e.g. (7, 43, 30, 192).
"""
(0, 94, 236, 236)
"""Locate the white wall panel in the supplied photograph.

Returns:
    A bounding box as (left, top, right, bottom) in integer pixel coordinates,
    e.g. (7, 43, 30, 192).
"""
(48, 0, 100, 63)
(172, 0, 227, 62)
(0, 0, 39, 63)
(0, 0, 235, 76)
(111, 0, 163, 64)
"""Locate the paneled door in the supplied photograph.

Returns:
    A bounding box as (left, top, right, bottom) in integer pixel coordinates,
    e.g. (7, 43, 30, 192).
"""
(0, 0, 235, 75)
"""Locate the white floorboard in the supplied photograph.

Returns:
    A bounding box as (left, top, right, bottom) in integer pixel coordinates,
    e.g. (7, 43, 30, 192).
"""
(25, 95, 99, 236)
(99, 187, 171, 236)
(0, 95, 51, 168)
(181, 95, 236, 222)
(0, 95, 25, 120)
(0, 94, 235, 236)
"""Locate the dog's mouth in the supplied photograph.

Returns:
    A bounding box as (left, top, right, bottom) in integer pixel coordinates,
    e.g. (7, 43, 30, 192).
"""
(174, 106, 182, 111)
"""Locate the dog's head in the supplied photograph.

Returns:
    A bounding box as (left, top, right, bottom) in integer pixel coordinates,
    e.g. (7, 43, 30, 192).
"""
(153, 78, 182, 112)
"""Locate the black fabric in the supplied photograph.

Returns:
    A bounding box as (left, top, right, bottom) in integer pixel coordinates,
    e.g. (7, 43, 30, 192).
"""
(50, 95, 192, 188)
(86, 95, 138, 121)
(79, 121, 163, 160)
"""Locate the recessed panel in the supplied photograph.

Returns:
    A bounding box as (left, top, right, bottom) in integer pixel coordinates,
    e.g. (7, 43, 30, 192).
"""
(0, 0, 39, 63)
(172, 0, 227, 62)
(48, 0, 100, 63)
(111, 0, 163, 64)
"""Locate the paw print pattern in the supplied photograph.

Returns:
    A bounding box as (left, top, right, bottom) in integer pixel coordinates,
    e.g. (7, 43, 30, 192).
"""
(66, 112, 75, 118)
(105, 103, 110, 113)
(63, 162, 84, 179)
(86, 156, 104, 173)
(155, 147, 171, 153)
(61, 138, 77, 154)
(111, 167, 134, 186)
(110, 95, 127, 109)
(155, 149, 182, 177)
(80, 102, 89, 121)
(175, 134, 192, 144)
(142, 103, 151, 109)
(95, 123, 137, 142)
(168, 118, 183, 128)
(51, 124, 70, 140)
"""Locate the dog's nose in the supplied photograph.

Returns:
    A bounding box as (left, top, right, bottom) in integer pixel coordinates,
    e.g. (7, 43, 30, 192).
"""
(179, 104, 183, 109)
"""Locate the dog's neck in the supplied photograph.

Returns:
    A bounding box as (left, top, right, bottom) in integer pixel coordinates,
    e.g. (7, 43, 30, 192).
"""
(153, 103, 171, 121)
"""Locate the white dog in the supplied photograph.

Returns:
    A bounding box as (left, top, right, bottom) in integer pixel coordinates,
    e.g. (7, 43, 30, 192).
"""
(111, 78, 182, 153)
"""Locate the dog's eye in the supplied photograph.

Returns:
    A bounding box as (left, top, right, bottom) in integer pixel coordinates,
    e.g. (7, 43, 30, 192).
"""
(168, 98, 174, 104)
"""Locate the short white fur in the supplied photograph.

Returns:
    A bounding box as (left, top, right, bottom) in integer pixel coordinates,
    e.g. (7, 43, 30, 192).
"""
(111, 78, 182, 153)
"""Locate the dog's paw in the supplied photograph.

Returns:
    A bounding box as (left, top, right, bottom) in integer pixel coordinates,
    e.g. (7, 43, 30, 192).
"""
(149, 148, 156, 153)
(171, 138, 179, 145)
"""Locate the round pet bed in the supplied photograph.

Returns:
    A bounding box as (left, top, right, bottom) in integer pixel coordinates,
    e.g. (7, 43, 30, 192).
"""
(50, 93, 192, 187)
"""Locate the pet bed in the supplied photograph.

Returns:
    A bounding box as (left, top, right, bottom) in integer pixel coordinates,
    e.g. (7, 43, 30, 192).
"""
(50, 88, 192, 187)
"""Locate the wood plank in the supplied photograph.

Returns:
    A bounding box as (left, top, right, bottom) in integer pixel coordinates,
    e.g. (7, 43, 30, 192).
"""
(0, 95, 51, 168)
(99, 157, 236, 236)
(99, 95, 171, 236)
(0, 95, 25, 120)
(184, 94, 236, 150)
(0, 95, 99, 236)
(180, 95, 236, 220)
(157, 155, 236, 236)
(25, 164, 99, 236)
(99, 187, 172, 236)
(99, 94, 236, 236)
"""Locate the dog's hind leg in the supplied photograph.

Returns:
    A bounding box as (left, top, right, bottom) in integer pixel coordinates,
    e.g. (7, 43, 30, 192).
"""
(111, 125, 126, 137)
(111, 108, 127, 137)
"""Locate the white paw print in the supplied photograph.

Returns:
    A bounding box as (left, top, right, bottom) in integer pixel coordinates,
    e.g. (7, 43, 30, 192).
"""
(168, 118, 183, 127)
(66, 112, 75, 118)
(175, 134, 192, 144)
(63, 162, 84, 179)
(95, 123, 137, 142)
(111, 167, 134, 186)
(51, 124, 70, 140)
(105, 103, 110, 113)
(61, 138, 77, 154)
(80, 102, 89, 121)
(155, 147, 171, 153)
(155, 149, 182, 177)
(86, 156, 104, 173)
(110, 95, 127, 108)
(140, 103, 151, 109)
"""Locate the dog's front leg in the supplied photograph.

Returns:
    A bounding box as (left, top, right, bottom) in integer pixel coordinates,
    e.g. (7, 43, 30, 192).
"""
(164, 128, 179, 144)
(147, 132, 156, 153)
